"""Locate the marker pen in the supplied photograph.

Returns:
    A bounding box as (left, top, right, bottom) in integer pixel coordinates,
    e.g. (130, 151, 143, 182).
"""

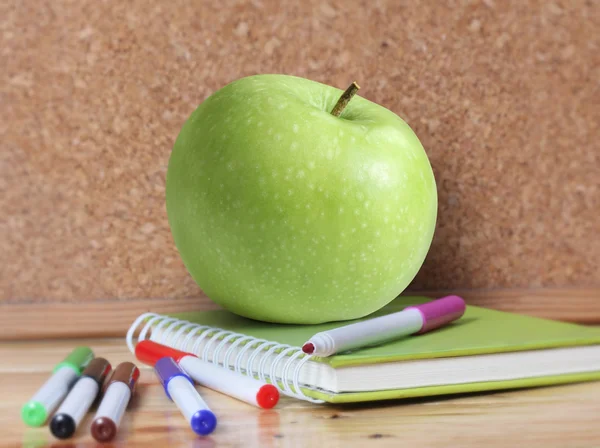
(50, 357, 112, 439)
(155, 357, 217, 436)
(91, 362, 139, 442)
(21, 347, 94, 427)
(302, 295, 466, 357)
(136, 340, 279, 409)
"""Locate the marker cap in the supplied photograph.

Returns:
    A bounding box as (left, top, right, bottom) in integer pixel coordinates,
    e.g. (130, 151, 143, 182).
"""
(21, 401, 47, 427)
(154, 357, 193, 400)
(106, 362, 140, 393)
(53, 347, 94, 374)
(256, 384, 280, 409)
(191, 409, 217, 436)
(82, 357, 112, 386)
(135, 340, 194, 366)
(91, 417, 117, 442)
(50, 413, 76, 439)
(406, 295, 466, 334)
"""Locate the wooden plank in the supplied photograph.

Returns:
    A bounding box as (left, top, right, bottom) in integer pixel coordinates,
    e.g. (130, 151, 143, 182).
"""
(0, 296, 219, 341)
(1, 288, 599, 341)
(2, 337, 600, 447)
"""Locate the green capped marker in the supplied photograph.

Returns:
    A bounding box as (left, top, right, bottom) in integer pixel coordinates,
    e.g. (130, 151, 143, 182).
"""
(21, 347, 94, 426)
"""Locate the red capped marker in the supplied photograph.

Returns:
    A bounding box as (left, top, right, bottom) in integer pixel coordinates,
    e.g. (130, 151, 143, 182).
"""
(135, 340, 279, 409)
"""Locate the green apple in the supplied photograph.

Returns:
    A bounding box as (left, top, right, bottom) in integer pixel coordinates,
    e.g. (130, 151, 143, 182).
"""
(166, 75, 437, 324)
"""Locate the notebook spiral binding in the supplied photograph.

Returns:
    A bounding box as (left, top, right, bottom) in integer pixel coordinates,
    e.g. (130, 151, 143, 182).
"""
(126, 312, 325, 403)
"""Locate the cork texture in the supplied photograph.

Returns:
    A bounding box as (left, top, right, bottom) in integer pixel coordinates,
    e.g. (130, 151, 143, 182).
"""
(1, 0, 599, 303)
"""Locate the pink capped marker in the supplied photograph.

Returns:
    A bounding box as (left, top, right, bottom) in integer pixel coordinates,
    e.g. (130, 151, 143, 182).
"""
(302, 295, 466, 357)
(135, 340, 279, 409)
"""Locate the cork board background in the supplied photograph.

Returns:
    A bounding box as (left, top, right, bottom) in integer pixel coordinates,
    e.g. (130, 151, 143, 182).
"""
(2, 0, 599, 305)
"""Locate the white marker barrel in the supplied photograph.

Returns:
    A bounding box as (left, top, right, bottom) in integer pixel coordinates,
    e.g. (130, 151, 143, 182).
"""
(23, 367, 78, 425)
(180, 356, 279, 409)
(95, 382, 130, 425)
(135, 340, 280, 409)
(91, 362, 139, 442)
(307, 308, 423, 357)
(155, 357, 217, 436)
(303, 296, 467, 357)
(50, 378, 98, 438)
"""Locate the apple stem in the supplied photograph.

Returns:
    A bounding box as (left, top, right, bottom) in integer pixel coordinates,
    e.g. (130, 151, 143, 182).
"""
(330, 82, 360, 117)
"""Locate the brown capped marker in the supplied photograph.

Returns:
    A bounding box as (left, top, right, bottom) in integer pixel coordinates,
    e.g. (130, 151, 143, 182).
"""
(91, 362, 139, 442)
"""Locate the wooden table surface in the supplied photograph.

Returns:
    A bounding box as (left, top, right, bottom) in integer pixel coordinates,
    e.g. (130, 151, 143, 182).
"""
(3, 338, 600, 448)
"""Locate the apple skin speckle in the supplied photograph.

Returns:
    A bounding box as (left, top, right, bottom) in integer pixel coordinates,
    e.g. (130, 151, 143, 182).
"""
(166, 74, 437, 324)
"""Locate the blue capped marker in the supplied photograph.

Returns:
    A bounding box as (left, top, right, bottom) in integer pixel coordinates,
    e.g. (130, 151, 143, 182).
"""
(154, 357, 217, 436)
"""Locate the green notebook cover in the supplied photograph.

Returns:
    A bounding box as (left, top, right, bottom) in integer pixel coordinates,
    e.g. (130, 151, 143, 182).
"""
(172, 296, 600, 403)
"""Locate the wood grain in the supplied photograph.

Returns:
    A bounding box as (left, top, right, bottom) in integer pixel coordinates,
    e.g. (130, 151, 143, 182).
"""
(3, 337, 600, 448)
(0, 297, 220, 340)
(1, 288, 599, 341)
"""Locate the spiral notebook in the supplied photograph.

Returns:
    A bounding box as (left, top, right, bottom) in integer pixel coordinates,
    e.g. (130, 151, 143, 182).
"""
(126, 296, 600, 403)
